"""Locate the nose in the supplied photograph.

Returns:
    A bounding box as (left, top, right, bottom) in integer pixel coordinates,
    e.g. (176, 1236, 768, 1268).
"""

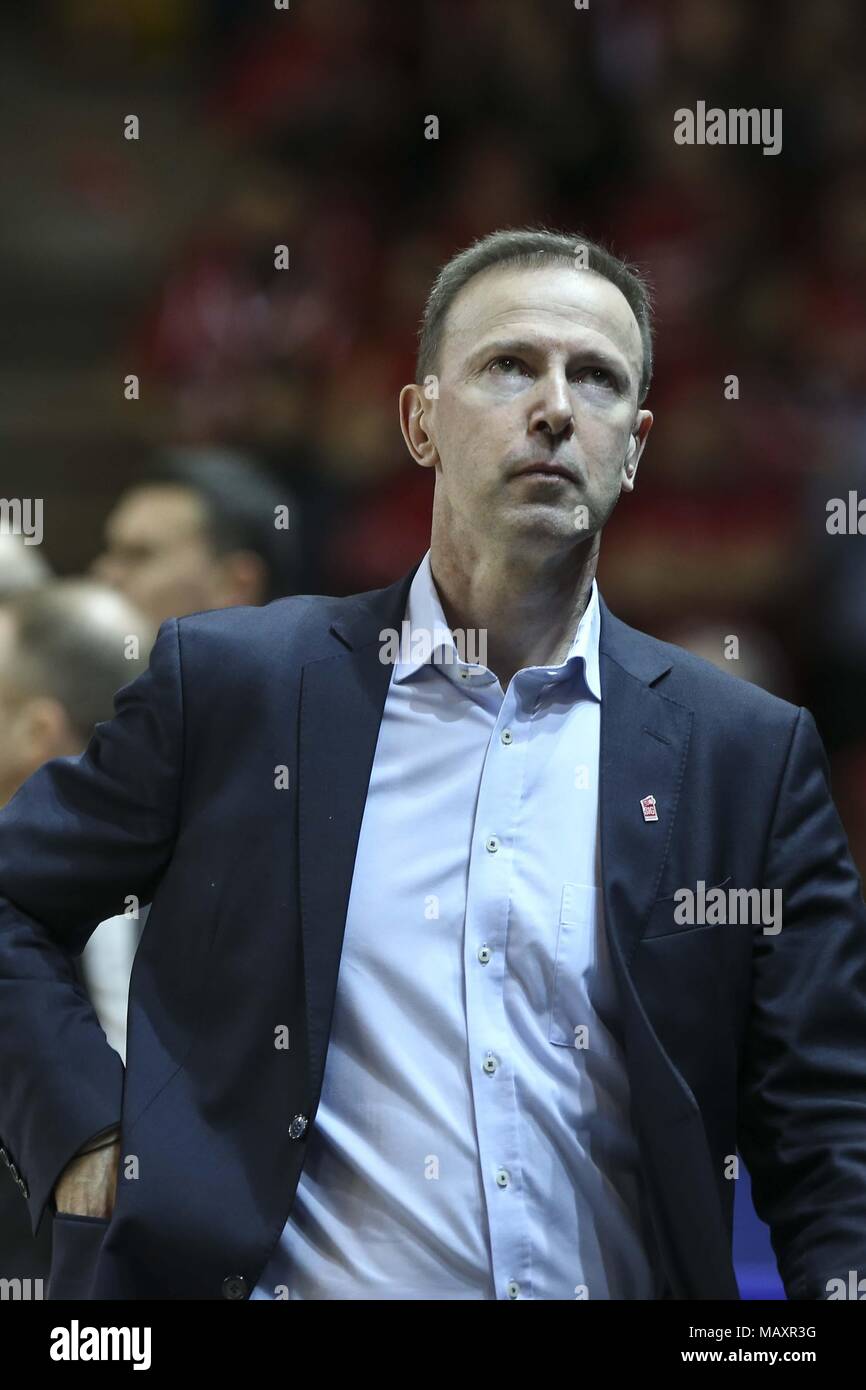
(530, 369, 574, 442)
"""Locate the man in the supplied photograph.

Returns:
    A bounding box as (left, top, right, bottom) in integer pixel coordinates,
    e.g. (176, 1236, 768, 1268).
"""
(1, 227, 865, 1300)
(0, 582, 155, 1053)
(0, 533, 51, 597)
(0, 581, 153, 1284)
(92, 446, 301, 627)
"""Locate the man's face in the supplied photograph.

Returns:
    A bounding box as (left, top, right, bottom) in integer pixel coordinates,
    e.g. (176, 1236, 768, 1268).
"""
(0, 609, 75, 806)
(93, 485, 224, 626)
(406, 264, 652, 555)
(0, 609, 28, 803)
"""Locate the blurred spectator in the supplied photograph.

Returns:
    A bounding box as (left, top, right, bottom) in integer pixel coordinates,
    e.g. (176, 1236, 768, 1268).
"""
(0, 580, 155, 1049)
(92, 446, 301, 625)
(0, 534, 51, 597)
(0, 580, 154, 1281)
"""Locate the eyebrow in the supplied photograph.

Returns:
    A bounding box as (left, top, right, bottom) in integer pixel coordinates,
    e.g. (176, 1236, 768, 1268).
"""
(469, 337, 632, 384)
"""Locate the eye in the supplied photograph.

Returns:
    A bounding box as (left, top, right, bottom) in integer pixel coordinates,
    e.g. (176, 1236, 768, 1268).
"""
(488, 355, 528, 375)
(577, 366, 615, 387)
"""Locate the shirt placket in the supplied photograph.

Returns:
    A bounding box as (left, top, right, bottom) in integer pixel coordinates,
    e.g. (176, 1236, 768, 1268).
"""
(462, 672, 533, 1301)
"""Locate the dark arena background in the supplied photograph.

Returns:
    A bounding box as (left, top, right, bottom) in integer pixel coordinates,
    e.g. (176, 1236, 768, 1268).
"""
(1, 0, 865, 1341)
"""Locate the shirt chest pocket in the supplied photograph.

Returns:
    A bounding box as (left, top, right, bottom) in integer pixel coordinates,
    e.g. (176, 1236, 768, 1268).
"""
(549, 883, 600, 1047)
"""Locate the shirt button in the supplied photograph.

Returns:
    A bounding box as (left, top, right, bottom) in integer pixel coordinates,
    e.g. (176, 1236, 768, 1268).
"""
(222, 1275, 248, 1300)
(506, 1280, 521, 1299)
(288, 1114, 309, 1140)
(482, 1051, 498, 1075)
(477, 944, 492, 965)
(500, 729, 513, 745)
(485, 835, 500, 853)
(495, 1168, 510, 1188)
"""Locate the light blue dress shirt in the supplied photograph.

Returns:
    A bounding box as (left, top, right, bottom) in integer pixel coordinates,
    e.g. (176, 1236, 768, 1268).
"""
(252, 550, 663, 1299)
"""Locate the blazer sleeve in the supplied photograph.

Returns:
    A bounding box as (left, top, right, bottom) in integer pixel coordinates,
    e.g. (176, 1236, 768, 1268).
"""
(737, 705, 866, 1300)
(0, 616, 183, 1236)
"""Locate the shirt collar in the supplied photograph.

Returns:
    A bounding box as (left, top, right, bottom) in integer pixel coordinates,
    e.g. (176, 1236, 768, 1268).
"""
(391, 549, 601, 701)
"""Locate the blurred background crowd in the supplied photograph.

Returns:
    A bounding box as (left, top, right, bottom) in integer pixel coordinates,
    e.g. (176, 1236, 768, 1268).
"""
(1, 0, 865, 1299)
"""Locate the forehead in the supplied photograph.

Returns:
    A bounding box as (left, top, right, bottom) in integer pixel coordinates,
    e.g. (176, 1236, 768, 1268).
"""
(441, 263, 643, 379)
(109, 485, 207, 539)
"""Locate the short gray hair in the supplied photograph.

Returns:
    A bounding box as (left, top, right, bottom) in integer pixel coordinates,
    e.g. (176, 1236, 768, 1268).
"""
(416, 226, 654, 405)
(5, 582, 155, 743)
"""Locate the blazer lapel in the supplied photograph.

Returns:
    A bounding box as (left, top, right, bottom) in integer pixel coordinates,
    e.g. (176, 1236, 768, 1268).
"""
(598, 596, 694, 969)
(297, 564, 421, 1101)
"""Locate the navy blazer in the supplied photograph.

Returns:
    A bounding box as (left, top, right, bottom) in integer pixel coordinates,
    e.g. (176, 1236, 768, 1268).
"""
(1, 559, 865, 1300)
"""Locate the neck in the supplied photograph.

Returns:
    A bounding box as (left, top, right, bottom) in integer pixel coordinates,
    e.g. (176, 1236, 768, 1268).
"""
(428, 533, 600, 689)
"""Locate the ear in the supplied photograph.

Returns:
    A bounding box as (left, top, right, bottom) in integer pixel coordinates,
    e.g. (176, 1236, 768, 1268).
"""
(16, 695, 77, 769)
(399, 383, 440, 470)
(216, 550, 269, 607)
(620, 409, 653, 494)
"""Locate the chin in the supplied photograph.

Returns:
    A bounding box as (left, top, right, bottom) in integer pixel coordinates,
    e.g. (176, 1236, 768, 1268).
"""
(506, 513, 586, 545)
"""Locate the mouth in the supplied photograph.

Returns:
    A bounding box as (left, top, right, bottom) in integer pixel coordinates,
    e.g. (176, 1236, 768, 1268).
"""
(514, 463, 577, 483)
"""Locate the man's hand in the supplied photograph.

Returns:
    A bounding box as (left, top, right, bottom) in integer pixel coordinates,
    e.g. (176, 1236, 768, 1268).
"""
(53, 1138, 120, 1219)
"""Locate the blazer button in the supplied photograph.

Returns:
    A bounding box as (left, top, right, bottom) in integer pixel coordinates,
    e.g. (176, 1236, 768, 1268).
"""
(288, 1114, 308, 1140)
(222, 1275, 248, 1300)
